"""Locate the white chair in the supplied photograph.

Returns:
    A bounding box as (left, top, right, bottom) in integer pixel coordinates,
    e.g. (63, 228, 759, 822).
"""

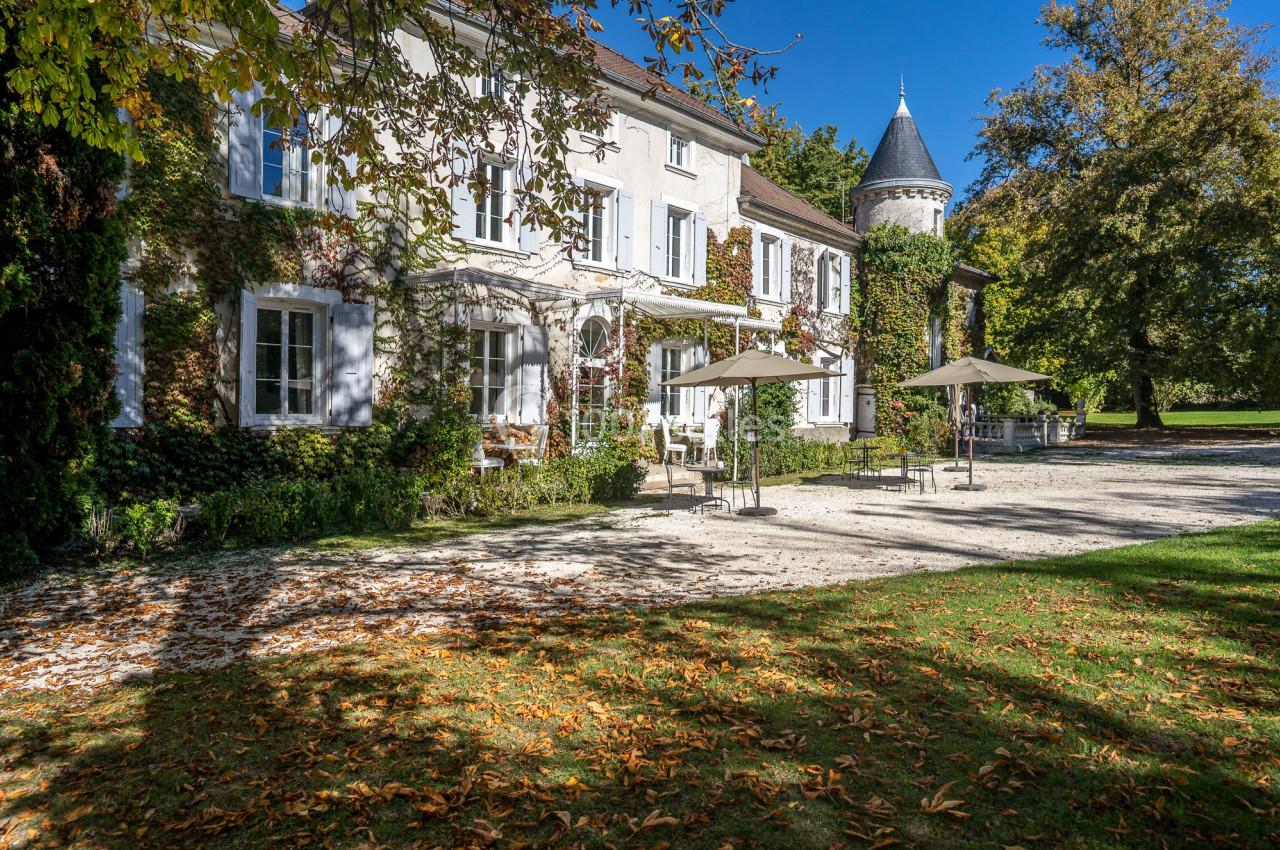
(660, 417, 688, 465)
(517, 426, 549, 466)
(699, 417, 720, 465)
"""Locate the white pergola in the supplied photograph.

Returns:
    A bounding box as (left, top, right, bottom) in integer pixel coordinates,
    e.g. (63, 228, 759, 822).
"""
(572, 289, 782, 475)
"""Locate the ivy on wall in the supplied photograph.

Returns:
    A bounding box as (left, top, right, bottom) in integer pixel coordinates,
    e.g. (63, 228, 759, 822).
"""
(855, 224, 956, 432)
(119, 76, 341, 428)
(622, 226, 757, 408)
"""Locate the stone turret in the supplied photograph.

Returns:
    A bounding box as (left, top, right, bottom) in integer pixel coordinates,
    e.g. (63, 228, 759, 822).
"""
(851, 82, 952, 236)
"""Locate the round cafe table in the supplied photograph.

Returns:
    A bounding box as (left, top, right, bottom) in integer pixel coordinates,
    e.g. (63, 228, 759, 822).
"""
(686, 464, 729, 512)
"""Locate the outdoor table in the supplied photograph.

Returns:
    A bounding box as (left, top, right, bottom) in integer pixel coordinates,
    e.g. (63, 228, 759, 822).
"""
(897, 452, 921, 479)
(470, 457, 504, 476)
(687, 463, 729, 511)
(487, 441, 536, 458)
(849, 440, 877, 479)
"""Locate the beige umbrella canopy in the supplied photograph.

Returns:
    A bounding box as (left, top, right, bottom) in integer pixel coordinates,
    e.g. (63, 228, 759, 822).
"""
(900, 356, 1050, 387)
(665, 350, 841, 516)
(899, 356, 1051, 490)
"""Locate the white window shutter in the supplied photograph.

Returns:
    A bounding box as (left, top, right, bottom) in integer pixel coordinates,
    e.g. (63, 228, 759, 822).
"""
(807, 380, 821, 424)
(750, 229, 763, 297)
(518, 161, 539, 253)
(649, 200, 668, 276)
(837, 255, 850, 315)
(616, 190, 634, 270)
(840, 358, 856, 423)
(238, 289, 258, 426)
(228, 85, 262, 200)
(450, 154, 475, 240)
(111, 283, 144, 428)
(324, 111, 357, 218)
(692, 344, 708, 422)
(331, 302, 374, 427)
(780, 238, 793, 304)
(646, 341, 663, 425)
(517, 324, 549, 425)
(693, 214, 708, 286)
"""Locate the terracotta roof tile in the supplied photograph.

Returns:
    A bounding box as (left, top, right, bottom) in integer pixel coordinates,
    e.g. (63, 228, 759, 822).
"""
(588, 39, 757, 140)
(740, 165, 855, 239)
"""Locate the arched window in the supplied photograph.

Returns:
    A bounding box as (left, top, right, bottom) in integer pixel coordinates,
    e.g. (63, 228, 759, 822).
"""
(578, 318, 610, 434)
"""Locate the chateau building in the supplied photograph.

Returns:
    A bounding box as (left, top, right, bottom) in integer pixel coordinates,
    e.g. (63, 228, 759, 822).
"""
(109, 5, 989, 451)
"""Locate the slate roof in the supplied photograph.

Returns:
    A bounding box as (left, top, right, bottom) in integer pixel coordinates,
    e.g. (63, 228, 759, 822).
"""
(854, 96, 948, 192)
(740, 165, 856, 240)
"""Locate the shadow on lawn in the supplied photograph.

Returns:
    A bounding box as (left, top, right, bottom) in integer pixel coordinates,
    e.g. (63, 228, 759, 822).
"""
(3, 526, 1279, 848)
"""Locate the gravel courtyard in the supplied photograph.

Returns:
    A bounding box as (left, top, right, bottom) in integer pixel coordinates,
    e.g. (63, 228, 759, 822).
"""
(4, 439, 1279, 691)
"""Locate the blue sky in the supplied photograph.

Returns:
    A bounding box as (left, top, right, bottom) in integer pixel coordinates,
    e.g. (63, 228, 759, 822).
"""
(588, 0, 1280, 201)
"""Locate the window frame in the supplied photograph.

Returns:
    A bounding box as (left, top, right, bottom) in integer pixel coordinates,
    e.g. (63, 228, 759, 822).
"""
(659, 344, 686, 419)
(251, 300, 326, 427)
(261, 109, 312, 207)
(665, 207, 693, 283)
(665, 129, 695, 175)
(819, 356, 840, 421)
(579, 183, 616, 268)
(479, 63, 507, 101)
(577, 317, 611, 435)
(816, 251, 831, 312)
(468, 322, 514, 421)
(471, 157, 517, 248)
(760, 234, 781, 298)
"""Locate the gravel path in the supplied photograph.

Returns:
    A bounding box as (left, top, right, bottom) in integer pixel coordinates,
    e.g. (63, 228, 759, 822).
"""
(3, 440, 1279, 692)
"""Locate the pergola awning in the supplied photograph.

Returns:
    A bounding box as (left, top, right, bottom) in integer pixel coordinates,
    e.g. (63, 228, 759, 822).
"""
(586, 288, 749, 321)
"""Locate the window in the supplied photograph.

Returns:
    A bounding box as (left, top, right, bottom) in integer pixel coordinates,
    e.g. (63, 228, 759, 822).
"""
(255, 307, 316, 416)
(934, 209, 943, 236)
(474, 160, 511, 244)
(666, 208, 690, 280)
(816, 252, 830, 311)
(262, 110, 309, 203)
(469, 327, 509, 418)
(481, 64, 506, 100)
(578, 318, 610, 434)
(660, 346, 683, 417)
(580, 185, 614, 264)
(818, 252, 841, 312)
(761, 235, 780, 297)
(667, 131, 689, 170)
(581, 111, 618, 144)
(820, 357, 839, 420)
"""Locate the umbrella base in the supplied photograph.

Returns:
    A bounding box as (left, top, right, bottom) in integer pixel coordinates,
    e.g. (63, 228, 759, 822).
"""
(738, 506, 778, 517)
(953, 483, 988, 491)
(942, 465, 966, 472)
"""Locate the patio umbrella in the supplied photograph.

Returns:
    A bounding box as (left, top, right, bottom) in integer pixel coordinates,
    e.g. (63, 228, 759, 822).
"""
(664, 350, 842, 516)
(900, 356, 1050, 491)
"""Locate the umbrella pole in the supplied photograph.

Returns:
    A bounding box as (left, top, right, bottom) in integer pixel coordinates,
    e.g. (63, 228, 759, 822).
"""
(953, 413, 987, 491)
(751, 378, 760, 509)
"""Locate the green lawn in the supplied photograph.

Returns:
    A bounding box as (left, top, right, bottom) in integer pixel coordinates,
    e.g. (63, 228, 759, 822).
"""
(2, 523, 1278, 848)
(1089, 409, 1280, 428)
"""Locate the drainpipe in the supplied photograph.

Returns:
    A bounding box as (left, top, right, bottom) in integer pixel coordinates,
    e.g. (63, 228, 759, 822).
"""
(733, 317, 740, 481)
(570, 301, 581, 450)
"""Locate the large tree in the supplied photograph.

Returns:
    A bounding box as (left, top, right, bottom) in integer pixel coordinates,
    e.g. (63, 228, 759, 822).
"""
(967, 0, 1280, 426)
(1, 0, 779, 250)
(749, 118, 866, 222)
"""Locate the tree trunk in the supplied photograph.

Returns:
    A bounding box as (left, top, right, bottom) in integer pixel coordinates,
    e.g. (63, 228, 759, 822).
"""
(1129, 273, 1164, 429)
(1132, 372, 1163, 428)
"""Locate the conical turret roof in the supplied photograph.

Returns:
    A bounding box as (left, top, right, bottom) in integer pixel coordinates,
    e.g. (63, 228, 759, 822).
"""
(854, 85, 950, 195)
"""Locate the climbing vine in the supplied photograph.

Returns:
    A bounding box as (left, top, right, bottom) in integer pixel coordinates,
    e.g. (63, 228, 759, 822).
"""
(856, 224, 956, 432)
(623, 226, 757, 407)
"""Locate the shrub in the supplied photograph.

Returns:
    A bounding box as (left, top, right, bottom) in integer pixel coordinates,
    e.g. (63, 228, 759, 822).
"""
(0, 50, 128, 571)
(118, 498, 180, 558)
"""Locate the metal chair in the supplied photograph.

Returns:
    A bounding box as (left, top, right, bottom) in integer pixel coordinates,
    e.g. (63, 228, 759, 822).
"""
(719, 477, 753, 512)
(660, 417, 688, 465)
(901, 458, 936, 494)
(663, 461, 697, 511)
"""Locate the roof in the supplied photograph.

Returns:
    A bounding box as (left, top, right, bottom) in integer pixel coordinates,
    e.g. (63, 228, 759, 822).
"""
(587, 288, 749, 320)
(854, 93, 950, 194)
(588, 39, 761, 144)
(740, 165, 856, 240)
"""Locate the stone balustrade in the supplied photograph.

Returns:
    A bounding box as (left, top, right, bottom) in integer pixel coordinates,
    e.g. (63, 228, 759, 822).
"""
(970, 414, 1086, 451)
